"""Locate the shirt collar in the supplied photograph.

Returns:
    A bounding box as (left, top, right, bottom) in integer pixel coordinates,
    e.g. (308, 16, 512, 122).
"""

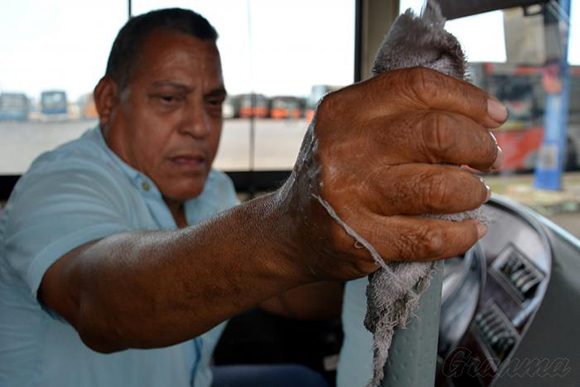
(93, 125, 161, 197)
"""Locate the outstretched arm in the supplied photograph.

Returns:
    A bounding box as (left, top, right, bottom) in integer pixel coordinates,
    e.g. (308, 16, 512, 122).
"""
(39, 67, 506, 354)
(40, 193, 309, 353)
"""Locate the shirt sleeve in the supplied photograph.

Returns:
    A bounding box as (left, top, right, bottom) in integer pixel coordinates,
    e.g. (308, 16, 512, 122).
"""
(2, 158, 133, 299)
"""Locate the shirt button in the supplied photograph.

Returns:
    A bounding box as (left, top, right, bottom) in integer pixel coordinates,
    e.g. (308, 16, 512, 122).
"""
(141, 181, 151, 191)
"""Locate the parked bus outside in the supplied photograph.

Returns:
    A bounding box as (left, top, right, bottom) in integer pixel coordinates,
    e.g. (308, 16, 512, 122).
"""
(0, 92, 29, 121)
(238, 93, 270, 118)
(472, 63, 580, 172)
(269, 96, 303, 119)
(40, 90, 68, 120)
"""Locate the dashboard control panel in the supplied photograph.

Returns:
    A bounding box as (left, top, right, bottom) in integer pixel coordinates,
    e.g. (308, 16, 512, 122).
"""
(437, 199, 552, 386)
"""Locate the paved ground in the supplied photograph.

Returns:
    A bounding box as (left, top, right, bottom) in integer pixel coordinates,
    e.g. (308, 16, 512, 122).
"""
(0, 119, 309, 174)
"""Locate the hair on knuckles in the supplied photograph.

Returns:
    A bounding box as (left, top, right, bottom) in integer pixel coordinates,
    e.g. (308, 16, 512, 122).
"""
(105, 8, 218, 91)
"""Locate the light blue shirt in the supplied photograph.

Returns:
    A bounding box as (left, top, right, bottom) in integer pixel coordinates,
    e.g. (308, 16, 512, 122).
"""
(0, 126, 239, 387)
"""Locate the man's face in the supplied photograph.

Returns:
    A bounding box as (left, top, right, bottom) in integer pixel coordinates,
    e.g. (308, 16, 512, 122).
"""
(104, 29, 225, 202)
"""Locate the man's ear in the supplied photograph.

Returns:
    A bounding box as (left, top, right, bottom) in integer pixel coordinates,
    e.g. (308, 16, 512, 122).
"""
(93, 76, 119, 128)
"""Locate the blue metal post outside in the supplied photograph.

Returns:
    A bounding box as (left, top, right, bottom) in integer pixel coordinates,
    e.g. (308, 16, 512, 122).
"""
(534, 0, 571, 190)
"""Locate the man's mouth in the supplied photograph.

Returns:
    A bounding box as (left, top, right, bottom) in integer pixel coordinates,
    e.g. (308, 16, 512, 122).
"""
(169, 154, 208, 170)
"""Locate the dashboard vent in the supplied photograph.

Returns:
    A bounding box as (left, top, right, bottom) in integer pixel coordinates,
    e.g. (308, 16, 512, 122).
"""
(493, 245, 545, 302)
(474, 303, 519, 365)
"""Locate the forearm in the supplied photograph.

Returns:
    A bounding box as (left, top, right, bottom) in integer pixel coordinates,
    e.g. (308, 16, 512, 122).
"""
(44, 192, 309, 352)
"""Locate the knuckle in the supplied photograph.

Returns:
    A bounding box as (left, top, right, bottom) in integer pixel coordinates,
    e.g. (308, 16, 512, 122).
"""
(394, 223, 446, 260)
(425, 173, 450, 212)
(351, 255, 377, 275)
(316, 91, 341, 123)
(419, 226, 447, 258)
(408, 67, 441, 104)
(422, 112, 455, 158)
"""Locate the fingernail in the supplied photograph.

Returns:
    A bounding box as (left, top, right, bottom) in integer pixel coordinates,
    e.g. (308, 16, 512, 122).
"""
(479, 176, 491, 201)
(485, 184, 491, 202)
(477, 223, 488, 239)
(492, 146, 503, 170)
(487, 98, 508, 123)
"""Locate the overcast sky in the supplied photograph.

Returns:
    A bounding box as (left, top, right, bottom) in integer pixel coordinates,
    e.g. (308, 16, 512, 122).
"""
(0, 0, 578, 101)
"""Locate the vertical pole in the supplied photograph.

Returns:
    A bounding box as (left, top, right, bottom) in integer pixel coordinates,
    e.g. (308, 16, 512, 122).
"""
(354, 0, 363, 83)
(128, 0, 132, 19)
(380, 263, 443, 387)
(246, 0, 256, 199)
(534, 0, 571, 190)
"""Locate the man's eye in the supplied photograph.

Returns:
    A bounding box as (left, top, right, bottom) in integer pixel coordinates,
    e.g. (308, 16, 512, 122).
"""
(160, 95, 177, 103)
(207, 98, 224, 106)
(153, 94, 184, 106)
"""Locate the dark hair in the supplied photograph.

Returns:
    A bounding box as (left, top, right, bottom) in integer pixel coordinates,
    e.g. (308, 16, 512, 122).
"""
(105, 8, 218, 90)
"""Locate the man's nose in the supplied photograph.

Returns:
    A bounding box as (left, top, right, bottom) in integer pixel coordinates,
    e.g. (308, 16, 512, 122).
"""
(179, 101, 211, 138)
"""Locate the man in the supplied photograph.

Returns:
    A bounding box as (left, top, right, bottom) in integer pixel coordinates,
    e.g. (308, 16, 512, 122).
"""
(0, 7, 506, 387)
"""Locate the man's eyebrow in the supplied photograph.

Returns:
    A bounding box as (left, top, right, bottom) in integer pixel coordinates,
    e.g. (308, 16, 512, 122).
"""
(205, 87, 227, 97)
(149, 81, 226, 97)
(149, 81, 193, 92)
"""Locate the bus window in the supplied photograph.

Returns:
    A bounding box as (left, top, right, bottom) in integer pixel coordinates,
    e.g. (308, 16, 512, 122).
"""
(0, 0, 353, 175)
(0, 0, 126, 175)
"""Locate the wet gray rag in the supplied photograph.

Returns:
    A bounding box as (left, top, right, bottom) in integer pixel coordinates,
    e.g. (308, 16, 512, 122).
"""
(315, 3, 491, 387)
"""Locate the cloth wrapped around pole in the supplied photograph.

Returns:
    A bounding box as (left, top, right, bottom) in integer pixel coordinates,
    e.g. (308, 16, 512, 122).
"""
(364, 3, 487, 386)
(315, 3, 491, 386)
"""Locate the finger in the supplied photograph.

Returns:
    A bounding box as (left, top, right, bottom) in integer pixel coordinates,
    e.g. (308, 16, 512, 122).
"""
(364, 164, 489, 215)
(399, 68, 508, 127)
(353, 215, 485, 262)
(357, 68, 508, 128)
(370, 110, 499, 170)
